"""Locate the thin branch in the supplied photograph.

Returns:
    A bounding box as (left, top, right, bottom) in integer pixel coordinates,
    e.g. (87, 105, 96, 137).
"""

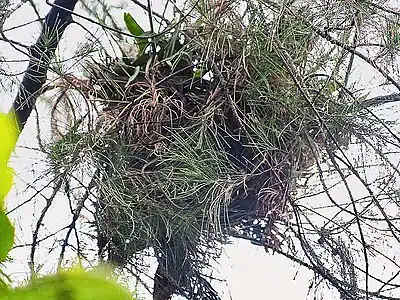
(27, 0, 44, 28)
(58, 172, 98, 268)
(30, 178, 63, 278)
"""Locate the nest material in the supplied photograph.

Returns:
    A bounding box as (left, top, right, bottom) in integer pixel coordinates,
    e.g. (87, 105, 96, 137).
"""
(90, 55, 292, 218)
(86, 20, 298, 297)
(87, 44, 294, 299)
(48, 8, 358, 299)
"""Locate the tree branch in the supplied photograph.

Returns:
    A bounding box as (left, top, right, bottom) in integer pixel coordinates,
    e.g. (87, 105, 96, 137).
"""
(11, 0, 78, 131)
(361, 93, 400, 108)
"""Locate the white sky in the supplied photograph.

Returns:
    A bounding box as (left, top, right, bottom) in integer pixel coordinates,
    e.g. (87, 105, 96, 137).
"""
(2, 1, 400, 299)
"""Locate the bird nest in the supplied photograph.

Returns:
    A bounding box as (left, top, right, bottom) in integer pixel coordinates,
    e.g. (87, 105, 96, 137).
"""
(88, 37, 292, 248)
(46, 8, 357, 298)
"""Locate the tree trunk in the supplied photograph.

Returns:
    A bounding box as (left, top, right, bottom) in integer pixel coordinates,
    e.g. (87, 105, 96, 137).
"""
(11, 0, 78, 130)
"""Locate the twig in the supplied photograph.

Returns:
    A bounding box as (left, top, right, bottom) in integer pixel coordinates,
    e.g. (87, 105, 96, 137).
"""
(58, 172, 98, 268)
(27, 0, 44, 27)
(30, 178, 63, 279)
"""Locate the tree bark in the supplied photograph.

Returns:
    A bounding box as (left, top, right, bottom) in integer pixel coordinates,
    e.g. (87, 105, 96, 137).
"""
(11, 0, 78, 130)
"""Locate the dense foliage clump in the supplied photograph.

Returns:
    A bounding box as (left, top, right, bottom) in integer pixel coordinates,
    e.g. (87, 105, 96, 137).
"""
(40, 0, 400, 299)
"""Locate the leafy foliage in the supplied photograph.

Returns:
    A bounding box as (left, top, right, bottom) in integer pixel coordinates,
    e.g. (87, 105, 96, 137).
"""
(0, 268, 132, 300)
(0, 213, 13, 263)
(124, 12, 149, 55)
(0, 112, 19, 262)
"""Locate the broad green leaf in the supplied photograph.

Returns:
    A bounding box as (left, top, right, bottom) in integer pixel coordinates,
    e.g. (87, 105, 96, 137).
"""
(0, 278, 8, 291)
(0, 167, 13, 209)
(137, 31, 154, 55)
(0, 211, 14, 262)
(0, 112, 19, 262)
(124, 13, 144, 37)
(0, 268, 11, 290)
(123, 13, 149, 55)
(0, 112, 19, 173)
(0, 268, 133, 300)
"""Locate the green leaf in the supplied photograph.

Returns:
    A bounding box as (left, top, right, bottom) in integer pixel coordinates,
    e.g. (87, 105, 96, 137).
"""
(193, 69, 203, 78)
(0, 210, 14, 262)
(137, 39, 149, 55)
(0, 268, 11, 290)
(0, 112, 18, 263)
(0, 268, 133, 300)
(123, 12, 149, 55)
(124, 13, 144, 37)
(0, 167, 13, 210)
